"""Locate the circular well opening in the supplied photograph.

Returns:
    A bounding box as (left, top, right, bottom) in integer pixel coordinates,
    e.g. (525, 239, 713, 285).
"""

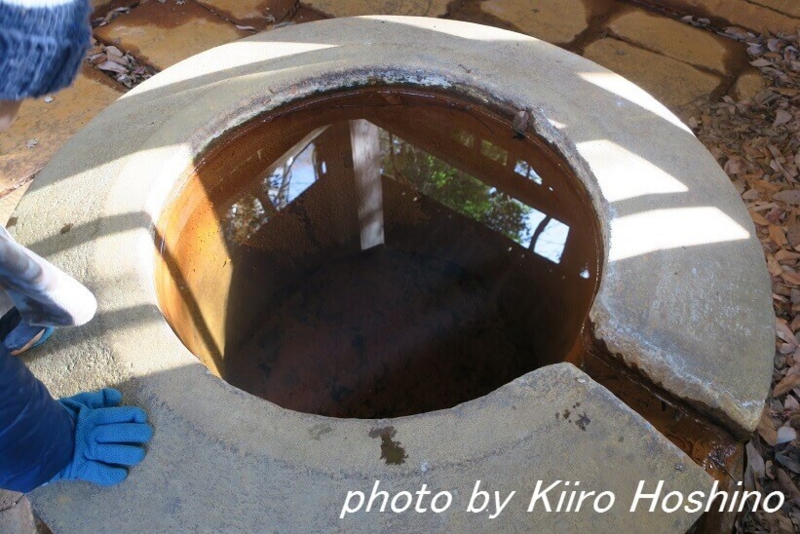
(155, 87, 601, 418)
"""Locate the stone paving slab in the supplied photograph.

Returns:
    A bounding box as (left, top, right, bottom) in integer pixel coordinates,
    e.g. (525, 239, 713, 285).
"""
(653, 0, 800, 34)
(607, 8, 733, 74)
(583, 38, 722, 109)
(93, 0, 248, 70)
(751, 0, 800, 18)
(303, 0, 453, 18)
(195, 0, 296, 28)
(479, 0, 589, 45)
(0, 66, 122, 195)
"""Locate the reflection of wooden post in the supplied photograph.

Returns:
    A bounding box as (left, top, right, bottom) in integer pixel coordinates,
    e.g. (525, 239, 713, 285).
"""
(350, 119, 385, 250)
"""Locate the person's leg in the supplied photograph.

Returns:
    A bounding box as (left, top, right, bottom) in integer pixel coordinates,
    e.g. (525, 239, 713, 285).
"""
(0, 285, 13, 318)
(0, 231, 85, 356)
(0, 341, 153, 493)
(0, 226, 96, 327)
(0, 306, 52, 355)
(0, 343, 74, 492)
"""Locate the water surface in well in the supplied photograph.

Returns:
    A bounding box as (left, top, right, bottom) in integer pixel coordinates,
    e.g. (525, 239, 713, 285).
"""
(157, 89, 600, 418)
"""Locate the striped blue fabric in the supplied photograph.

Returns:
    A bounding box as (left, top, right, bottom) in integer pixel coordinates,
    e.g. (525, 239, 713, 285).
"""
(0, 0, 91, 99)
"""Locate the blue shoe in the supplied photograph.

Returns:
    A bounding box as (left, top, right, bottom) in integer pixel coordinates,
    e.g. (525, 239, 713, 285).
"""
(0, 308, 54, 354)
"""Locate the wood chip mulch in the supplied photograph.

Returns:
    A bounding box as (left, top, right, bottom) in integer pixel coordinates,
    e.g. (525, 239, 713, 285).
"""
(687, 28, 800, 534)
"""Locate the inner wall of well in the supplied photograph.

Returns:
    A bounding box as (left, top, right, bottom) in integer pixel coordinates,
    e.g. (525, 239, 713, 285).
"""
(154, 87, 602, 418)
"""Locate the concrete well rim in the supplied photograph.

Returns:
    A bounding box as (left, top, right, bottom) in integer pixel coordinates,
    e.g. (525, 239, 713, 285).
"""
(18, 17, 764, 532)
(15, 15, 772, 465)
(132, 16, 772, 435)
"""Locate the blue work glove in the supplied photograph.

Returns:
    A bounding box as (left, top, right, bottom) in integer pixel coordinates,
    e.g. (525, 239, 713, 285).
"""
(59, 388, 125, 412)
(50, 388, 153, 486)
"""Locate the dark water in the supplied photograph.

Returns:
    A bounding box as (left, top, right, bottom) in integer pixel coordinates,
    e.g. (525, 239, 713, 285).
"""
(157, 88, 599, 418)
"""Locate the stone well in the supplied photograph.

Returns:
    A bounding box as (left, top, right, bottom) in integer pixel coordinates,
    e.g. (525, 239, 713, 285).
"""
(16, 17, 773, 532)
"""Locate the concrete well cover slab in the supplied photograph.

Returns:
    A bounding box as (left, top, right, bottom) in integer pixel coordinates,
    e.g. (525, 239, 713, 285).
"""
(31, 364, 709, 532)
(12, 16, 770, 531)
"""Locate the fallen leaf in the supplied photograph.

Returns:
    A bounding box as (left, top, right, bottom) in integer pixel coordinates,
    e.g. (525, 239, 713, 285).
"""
(777, 318, 799, 344)
(751, 58, 774, 67)
(759, 408, 779, 444)
(96, 60, 127, 74)
(777, 425, 797, 444)
(787, 222, 800, 247)
(776, 248, 800, 262)
(770, 224, 789, 247)
(512, 110, 530, 138)
(773, 190, 800, 205)
(774, 108, 793, 127)
(742, 188, 761, 200)
(104, 54, 128, 67)
(791, 288, 800, 304)
(789, 413, 800, 429)
(767, 252, 784, 276)
(775, 446, 800, 474)
(746, 441, 767, 478)
(777, 468, 800, 506)
(726, 26, 751, 40)
(776, 374, 800, 397)
(750, 209, 771, 225)
(725, 157, 748, 174)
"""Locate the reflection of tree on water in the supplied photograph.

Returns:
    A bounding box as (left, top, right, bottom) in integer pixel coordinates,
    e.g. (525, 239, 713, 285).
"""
(226, 196, 265, 245)
(379, 131, 534, 246)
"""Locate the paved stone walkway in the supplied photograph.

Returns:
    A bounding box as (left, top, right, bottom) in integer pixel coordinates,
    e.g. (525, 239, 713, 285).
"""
(0, 0, 797, 215)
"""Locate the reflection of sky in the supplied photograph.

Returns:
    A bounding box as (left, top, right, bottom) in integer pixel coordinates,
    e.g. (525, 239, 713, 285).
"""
(522, 208, 546, 244)
(517, 207, 569, 263)
(535, 219, 569, 264)
(267, 142, 318, 206)
(513, 159, 542, 185)
(289, 143, 318, 201)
